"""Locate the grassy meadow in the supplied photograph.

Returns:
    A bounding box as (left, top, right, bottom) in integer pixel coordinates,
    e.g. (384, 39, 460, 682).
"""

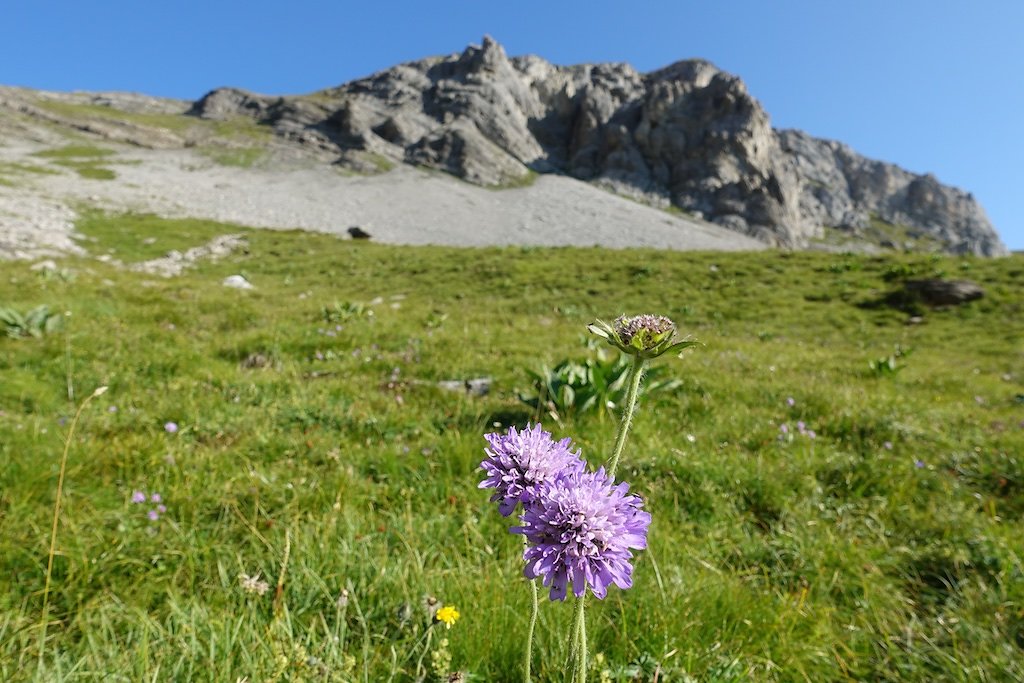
(1, 213, 1022, 681)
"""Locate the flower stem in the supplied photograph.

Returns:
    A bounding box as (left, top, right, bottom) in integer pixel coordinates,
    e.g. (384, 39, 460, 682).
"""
(607, 356, 646, 479)
(412, 624, 433, 682)
(525, 537, 539, 683)
(571, 594, 588, 683)
(39, 385, 106, 668)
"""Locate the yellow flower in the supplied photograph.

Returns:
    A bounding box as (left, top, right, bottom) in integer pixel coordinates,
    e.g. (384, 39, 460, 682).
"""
(435, 605, 460, 629)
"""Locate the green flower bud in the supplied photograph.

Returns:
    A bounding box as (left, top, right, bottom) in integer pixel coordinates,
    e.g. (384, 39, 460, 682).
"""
(588, 314, 698, 359)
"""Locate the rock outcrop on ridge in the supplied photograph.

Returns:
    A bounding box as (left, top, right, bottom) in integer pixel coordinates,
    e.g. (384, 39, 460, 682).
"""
(188, 36, 1006, 255)
(778, 130, 1002, 255)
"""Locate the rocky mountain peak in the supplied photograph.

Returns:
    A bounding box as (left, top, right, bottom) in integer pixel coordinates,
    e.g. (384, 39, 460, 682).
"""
(184, 37, 1004, 255)
(456, 34, 509, 73)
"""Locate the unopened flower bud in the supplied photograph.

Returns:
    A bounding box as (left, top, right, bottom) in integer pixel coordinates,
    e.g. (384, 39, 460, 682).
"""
(588, 314, 698, 359)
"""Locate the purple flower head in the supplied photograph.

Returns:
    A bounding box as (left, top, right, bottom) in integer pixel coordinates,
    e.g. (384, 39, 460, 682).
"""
(514, 468, 651, 601)
(797, 421, 806, 433)
(915, 459, 926, 469)
(157, 504, 167, 514)
(150, 493, 162, 503)
(786, 397, 795, 407)
(131, 490, 146, 504)
(147, 509, 160, 521)
(480, 424, 584, 517)
(883, 441, 893, 450)
(807, 430, 816, 439)
(164, 422, 178, 434)
(779, 424, 789, 434)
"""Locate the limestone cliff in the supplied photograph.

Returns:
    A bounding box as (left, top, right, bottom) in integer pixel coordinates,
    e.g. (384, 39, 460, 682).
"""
(189, 37, 1006, 255)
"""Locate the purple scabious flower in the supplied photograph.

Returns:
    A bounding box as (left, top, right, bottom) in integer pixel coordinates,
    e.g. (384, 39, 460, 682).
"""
(480, 424, 584, 517)
(513, 468, 651, 601)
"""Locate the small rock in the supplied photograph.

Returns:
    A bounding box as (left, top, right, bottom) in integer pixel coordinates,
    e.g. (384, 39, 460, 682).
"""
(241, 352, 271, 369)
(348, 226, 372, 240)
(223, 274, 253, 289)
(437, 377, 492, 397)
(906, 316, 924, 325)
(30, 259, 58, 271)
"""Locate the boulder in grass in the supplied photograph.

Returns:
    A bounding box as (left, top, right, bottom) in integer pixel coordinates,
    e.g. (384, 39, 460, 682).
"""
(30, 260, 58, 272)
(437, 377, 492, 397)
(903, 279, 983, 306)
(223, 274, 254, 290)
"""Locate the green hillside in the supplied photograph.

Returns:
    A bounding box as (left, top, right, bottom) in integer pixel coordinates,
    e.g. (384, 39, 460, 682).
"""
(1, 214, 1022, 681)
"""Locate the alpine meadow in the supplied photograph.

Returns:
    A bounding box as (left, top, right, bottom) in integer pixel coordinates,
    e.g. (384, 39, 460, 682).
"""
(1, 212, 1022, 681)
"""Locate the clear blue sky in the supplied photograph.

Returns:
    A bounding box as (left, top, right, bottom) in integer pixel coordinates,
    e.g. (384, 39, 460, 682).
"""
(3, 1, 1022, 249)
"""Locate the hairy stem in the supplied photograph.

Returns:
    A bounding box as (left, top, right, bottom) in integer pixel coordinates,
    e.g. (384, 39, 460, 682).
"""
(607, 356, 646, 479)
(571, 594, 588, 683)
(525, 568, 539, 682)
(272, 529, 291, 617)
(413, 625, 433, 682)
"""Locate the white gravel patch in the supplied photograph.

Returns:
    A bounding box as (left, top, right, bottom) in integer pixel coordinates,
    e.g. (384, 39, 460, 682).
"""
(0, 143, 764, 261)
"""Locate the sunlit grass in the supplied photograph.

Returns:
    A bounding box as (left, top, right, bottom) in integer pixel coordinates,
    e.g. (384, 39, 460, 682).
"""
(0, 212, 1021, 681)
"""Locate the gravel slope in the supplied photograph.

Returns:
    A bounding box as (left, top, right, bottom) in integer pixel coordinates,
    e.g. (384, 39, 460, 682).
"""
(0, 141, 764, 260)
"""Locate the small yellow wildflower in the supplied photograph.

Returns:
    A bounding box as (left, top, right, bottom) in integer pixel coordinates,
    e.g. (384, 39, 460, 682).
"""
(435, 605, 460, 629)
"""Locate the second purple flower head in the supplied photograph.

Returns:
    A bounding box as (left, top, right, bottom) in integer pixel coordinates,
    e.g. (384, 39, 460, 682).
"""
(514, 468, 651, 601)
(479, 423, 585, 517)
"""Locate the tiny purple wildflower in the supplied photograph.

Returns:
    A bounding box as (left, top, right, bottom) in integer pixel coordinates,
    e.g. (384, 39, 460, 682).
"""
(151, 493, 162, 503)
(164, 422, 178, 434)
(147, 510, 160, 521)
(797, 421, 806, 433)
(807, 430, 816, 439)
(108, 406, 118, 413)
(883, 441, 893, 450)
(131, 490, 146, 504)
(915, 459, 926, 469)
(157, 504, 167, 514)
(513, 468, 651, 601)
(786, 397, 795, 407)
(779, 424, 789, 434)
(480, 424, 585, 517)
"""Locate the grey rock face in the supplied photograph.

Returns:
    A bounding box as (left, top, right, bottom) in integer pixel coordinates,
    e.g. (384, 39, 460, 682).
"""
(188, 37, 1005, 254)
(778, 130, 1006, 256)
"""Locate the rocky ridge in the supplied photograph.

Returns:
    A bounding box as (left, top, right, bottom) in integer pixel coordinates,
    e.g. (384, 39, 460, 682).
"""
(189, 37, 1005, 255)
